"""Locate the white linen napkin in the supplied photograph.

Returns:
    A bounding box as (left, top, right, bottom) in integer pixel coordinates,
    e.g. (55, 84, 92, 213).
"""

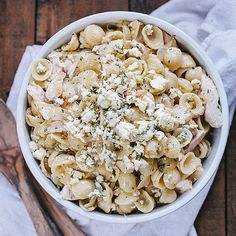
(2, 0, 236, 235)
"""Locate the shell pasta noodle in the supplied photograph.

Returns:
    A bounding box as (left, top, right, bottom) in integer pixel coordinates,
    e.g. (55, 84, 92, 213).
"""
(26, 20, 223, 214)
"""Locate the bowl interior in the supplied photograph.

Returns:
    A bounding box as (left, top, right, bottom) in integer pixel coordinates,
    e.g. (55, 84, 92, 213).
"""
(17, 11, 229, 223)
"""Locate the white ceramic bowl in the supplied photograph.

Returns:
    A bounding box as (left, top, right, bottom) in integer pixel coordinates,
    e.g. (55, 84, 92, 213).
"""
(17, 11, 229, 223)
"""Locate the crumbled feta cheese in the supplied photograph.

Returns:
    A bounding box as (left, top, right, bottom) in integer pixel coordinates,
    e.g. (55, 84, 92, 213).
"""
(36, 62, 47, 74)
(81, 88, 90, 99)
(111, 74, 121, 83)
(145, 24, 153, 35)
(172, 105, 192, 125)
(111, 203, 116, 211)
(109, 39, 123, 51)
(124, 47, 142, 57)
(33, 148, 46, 161)
(133, 158, 148, 171)
(83, 125, 91, 133)
(126, 91, 136, 104)
(92, 44, 107, 55)
(158, 116, 176, 132)
(96, 175, 104, 183)
(133, 120, 156, 142)
(150, 75, 169, 92)
(139, 200, 144, 205)
(153, 104, 166, 118)
(29, 141, 46, 161)
(111, 96, 122, 109)
(183, 124, 198, 130)
(97, 89, 122, 109)
(191, 79, 201, 89)
(97, 93, 110, 109)
(81, 109, 97, 123)
(127, 62, 139, 71)
(169, 88, 183, 99)
(103, 77, 122, 91)
(135, 98, 147, 113)
(177, 129, 189, 143)
(130, 40, 138, 47)
(129, 79, 137, 89)
(143, 93, 155, 116)
(76, 153, 87, 162)
(29, 141, 38, 152)
(65, 118, 88, 140)
(39, 106, 52, 120)
(121, 156, 134, 173)
(134, 92, 155, 115)
(67, 116, 73, 121)
(100, 148, 117, 171)
(73, 171, 83, 179)
(68, 95, 78, 103)
(100, 54, 116, 64)
(154, 131, 165, 141)
(54, 98, 64, 106)
(85, 156, 96, 167)
(116, 122, 135, 140)
(95, 126, 103, 136)
(88, 188, 102, 198)
(133, 143, 144, 155)
(106, 110, 121, 127)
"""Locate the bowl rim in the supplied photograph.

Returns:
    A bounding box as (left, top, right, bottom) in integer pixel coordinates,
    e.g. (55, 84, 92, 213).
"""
(16, 11, 229, 223)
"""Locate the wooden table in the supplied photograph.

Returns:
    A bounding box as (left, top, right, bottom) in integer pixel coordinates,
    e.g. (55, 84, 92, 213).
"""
(0, 0, 235, 235)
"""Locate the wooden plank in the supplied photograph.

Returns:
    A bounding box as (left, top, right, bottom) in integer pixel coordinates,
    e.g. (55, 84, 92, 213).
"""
(195, 159, 226, 236)
(36, 0, 129, 44)
(0, 0, 35, 101)
(226, 114, 236, 236)
(129, 0, 168, 14)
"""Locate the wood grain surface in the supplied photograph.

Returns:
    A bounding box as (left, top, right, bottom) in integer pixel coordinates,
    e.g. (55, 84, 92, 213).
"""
(0, 0, 35, 101)
(36, 0, 129, 44)
(0, 0, 235, 235)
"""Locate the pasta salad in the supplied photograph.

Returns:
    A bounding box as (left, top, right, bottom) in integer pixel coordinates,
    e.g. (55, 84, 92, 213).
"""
(26, 20, 222, 214)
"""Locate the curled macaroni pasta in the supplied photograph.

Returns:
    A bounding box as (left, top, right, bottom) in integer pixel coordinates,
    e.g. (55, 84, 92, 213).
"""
(31, 59, 53, 81)
(142, 24, 164, 49)
(179, 93, 204, 117)
(62, 33, 79, 51)
(134, 189, 155, 213)
(193, 139, 211, 159)
(159, 189, 177, 204)
(178, 152, 201, 175)
(163, 47, 183, 71)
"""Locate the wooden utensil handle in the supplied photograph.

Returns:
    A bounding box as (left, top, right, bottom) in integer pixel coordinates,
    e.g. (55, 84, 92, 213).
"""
(0, 99, 55, 235)
(0, 149, 55, 236)
(30, 172, 86, 236)
(18, 158, 56, 235)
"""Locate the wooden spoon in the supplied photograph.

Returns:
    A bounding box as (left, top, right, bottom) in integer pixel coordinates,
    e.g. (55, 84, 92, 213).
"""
(0, 99, 85, 236)
(29, 171, 86, 236)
